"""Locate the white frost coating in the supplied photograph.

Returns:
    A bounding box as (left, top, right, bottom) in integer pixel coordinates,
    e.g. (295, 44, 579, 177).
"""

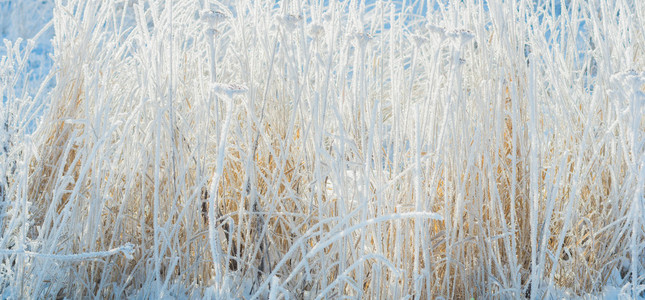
(425, 25, 474, 45)
(199, 9, 230, 27)
(446, 29, 475, 44)
(204, 28, 219, 38)
(206, 85, 238, 287)
(3, 0, 644, 298)
(268, 276, 281, 300)
(352, 31, 373, 47)
(0, 243, 135, 261)
(276, 14, 302, 31)
(412, 34, 429, 48)
(249, 212, 443, 299)
(611, 70, 645, 89)
(211, 82, 248, 98)
(426, 24, 446, 37)
(308, 23, 324, 39)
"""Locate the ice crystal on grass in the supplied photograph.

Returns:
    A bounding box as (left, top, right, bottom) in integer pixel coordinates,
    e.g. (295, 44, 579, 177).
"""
(199, 9, 229, 27)
(352, 31, 373, 48)
(204, 28, 219, 39)
(211, 82, 248, 98)
(277, 14, 302, 31)
(611, 70, 645, 90)
(308, 23, 324, 39)
(447, 29, 475, 44)
(412, 34, 429, 48)
(426, 24, 447, 38)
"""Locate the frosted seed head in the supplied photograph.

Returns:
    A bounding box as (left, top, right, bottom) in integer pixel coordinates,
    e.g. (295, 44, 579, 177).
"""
(277, 14, 302, 31)
(412, 34, 429, 48)
(205, 28, 219, 38)
(626, 70, 645, 87)
(611, 70, 645, 93)
(352, 31, 373, 48)
(200, 9, 229, 27)
(283, 14, 302, 23)
(309, 23, 325, 39)
(447, 29, 475, 44)
(212, 82, 248, 98)
(426, 24, 447, 38)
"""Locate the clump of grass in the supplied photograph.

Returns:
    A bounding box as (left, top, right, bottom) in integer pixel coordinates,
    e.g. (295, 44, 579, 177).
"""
(0, 0, 643, 298)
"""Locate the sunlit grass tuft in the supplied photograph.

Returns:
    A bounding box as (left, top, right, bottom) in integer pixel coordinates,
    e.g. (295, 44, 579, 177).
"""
(0, 0, 643, 298)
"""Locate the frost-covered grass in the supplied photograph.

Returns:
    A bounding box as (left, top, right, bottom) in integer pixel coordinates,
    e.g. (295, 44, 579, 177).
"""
(1, 0, 644, 298)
